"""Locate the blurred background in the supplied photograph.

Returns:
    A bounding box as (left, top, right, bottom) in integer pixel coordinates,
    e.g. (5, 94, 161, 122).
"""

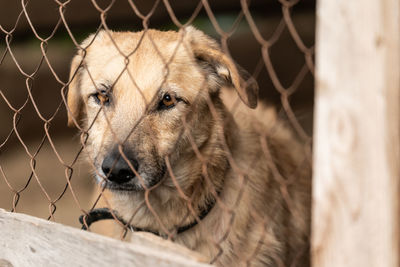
(0, 0, 315, 228)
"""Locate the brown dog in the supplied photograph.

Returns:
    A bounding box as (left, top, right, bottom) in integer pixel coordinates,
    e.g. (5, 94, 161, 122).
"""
(67, 26, 311, 266)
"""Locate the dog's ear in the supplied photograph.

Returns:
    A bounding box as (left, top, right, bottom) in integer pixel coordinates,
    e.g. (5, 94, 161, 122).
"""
(67, 53, 84, 127)
(184, 26, 258, 109)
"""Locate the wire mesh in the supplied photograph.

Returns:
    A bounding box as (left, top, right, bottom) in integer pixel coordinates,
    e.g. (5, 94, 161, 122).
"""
(0, 0, 314, 266)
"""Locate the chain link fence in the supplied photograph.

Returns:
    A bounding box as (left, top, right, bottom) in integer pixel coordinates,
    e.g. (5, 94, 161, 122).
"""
(0, 0, 315, 266)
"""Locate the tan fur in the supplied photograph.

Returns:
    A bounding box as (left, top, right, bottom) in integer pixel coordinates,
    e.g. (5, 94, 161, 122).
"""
(68, 27, 311, 266)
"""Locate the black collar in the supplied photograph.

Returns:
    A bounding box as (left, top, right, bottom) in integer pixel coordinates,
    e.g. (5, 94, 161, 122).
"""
(79, 198, 216, 237)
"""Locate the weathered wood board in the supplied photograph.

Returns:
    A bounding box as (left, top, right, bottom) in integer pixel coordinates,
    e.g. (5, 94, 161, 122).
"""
(0, 209, 211, 267)
(313, 0, 400, 266)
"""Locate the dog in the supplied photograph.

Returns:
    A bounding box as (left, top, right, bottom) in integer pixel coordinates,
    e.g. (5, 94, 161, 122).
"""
(67, 26, 311, 267)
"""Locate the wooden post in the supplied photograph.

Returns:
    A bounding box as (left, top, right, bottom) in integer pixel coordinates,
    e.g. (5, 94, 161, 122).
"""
(313, 0, 400, 267)
(0, 209, 211, 267)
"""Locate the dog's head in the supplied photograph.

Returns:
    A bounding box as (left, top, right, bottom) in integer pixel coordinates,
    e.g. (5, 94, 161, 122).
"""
(67, 27, 258, 192)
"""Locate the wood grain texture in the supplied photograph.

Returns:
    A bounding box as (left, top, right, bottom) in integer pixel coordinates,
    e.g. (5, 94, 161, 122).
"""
(0, 209, 211, 267)
(313, 0, 400, 266)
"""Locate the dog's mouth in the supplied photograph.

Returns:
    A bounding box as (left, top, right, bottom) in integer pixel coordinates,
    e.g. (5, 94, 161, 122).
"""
(103, 181, 144, 192)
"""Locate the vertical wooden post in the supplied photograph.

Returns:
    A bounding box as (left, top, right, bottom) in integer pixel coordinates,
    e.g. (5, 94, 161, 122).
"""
(312, 0, 400, 266)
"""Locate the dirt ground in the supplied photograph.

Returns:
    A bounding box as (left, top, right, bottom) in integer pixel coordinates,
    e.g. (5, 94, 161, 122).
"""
(0, 135, 94, 228)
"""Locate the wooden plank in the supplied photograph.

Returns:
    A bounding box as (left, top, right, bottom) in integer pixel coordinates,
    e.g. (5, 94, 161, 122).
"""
(0, 209, 211, 267)
(312, 0, 400, 267)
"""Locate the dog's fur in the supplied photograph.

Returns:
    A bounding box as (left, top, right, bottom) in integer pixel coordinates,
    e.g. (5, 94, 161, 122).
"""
(67, 27, 311, 266)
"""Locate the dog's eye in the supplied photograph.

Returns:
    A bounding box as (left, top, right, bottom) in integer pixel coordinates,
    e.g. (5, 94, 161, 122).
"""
(159, 93, 177, 109)
(92, 90, 110, 106)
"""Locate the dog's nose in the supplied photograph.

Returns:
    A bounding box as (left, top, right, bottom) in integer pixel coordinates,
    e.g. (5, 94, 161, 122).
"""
(101, 151, 139, 184)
